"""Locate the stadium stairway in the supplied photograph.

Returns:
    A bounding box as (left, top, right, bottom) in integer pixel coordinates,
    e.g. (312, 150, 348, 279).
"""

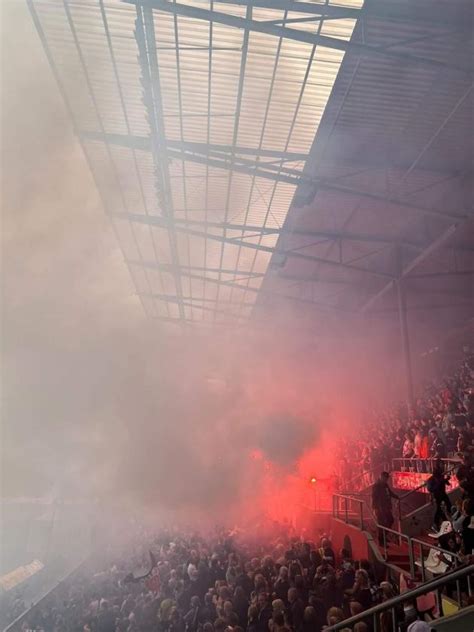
(332, 492, 463, 582)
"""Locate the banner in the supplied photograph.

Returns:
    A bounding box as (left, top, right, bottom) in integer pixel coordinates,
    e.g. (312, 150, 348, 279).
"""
(0, 560, 44, 592)
(392, 471, 459, 493)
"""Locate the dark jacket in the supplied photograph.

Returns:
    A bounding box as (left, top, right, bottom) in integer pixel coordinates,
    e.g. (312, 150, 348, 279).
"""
(426, 474, 449, 498)
(430, 437, 447, 458)
(257, 605, 273, 632)
(287, 598, 305, 632)
(372, 480, 397, 512)
(274, 578, 290, 603)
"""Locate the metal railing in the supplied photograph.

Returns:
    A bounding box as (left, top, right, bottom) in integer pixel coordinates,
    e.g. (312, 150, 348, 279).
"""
(333, 493, 463, 581)
(332, 493, 373, 531)
(411, 536, 463, 583)
(395, 463, 458, 523)
(326, 563, 474, 632)
(340, 461, 391, 493)
(376, 524, 463, 581)
(392, 457, 460, 474)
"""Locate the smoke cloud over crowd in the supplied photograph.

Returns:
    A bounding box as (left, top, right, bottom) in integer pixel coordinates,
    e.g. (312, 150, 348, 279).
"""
(0, 1, 447, 548)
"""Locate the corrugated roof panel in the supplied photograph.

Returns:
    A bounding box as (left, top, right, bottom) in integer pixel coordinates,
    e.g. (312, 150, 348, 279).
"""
(30, 0, 362, 324)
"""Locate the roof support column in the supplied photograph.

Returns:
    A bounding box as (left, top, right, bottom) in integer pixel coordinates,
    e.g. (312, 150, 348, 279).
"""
(396, 250, 415, 417)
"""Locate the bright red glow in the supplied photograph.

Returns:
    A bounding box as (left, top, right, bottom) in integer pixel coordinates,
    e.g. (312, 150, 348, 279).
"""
(249, 449, 263, 461)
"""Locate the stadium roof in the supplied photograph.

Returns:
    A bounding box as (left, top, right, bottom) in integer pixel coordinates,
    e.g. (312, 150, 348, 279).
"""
(29, 0, 474, 335)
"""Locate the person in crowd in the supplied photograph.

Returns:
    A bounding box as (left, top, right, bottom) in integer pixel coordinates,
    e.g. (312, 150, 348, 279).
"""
(97, 600, 116, 632)
(273, 566, 290, 604)
(271, 611, 291, 632)
(301, 606, 317, 632)
(429, 429, 447, 459)
(426, 466, 452, 529)
(402, 431, 415, 459)
(458, 499, 474, 555)
(233, 586, 249, 628)
(287, 588, 305, 632)
(349, 601, 363, 618)
(372, 472, 399, 545)
(336, 551, 355, 592)
(411, 426, 430, 472)
(256, 592, 272, 632)
(184, 596, 203, 632)
(318, 538, 336, 567)
(202, 593, 217, 623)
(456, 452, 474, 498)
(378, 582, 404, 632)
(347, 570, 372, 611)
(246, 605, 259, 632)
(326, 606, 345, 627)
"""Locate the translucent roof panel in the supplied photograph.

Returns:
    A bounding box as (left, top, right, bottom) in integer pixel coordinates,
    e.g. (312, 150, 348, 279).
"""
(29, 0, 362, 327)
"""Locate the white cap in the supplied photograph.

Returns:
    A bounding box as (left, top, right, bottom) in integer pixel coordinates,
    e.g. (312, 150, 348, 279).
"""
(407, 622, 433, 632)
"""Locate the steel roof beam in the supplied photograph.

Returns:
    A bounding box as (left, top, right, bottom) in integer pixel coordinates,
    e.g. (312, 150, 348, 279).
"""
(373, 301, 474, 314)
(155, 263, 265, 278)
(80, 129, 307, 169)
(130, 260, 352, 312)
(81, 130, 467, 221)
(359, 224, 468, 312)
(148, 315, 194, 324)
(315, 182, 468, 222)
(80, 132, 308, 186)
(407, 269, 474, 280)
(169, 149, 470, 221)
(402, 83, 474, 180)
(148, 293, 254, 304)
(126, 0, 469, 73)
(213, 0, 252, 319)
(170, 140, 308, 162)
(212, 0, 360, 19)
(135, 6, 186, 319)
(113, 211, 394, 278)
(214, 0, 473, 30)
(360, 94, 474, 315)
(169, 217, 430, 250)
(133, 261, 372, 288)
(145, 293, 245, 318)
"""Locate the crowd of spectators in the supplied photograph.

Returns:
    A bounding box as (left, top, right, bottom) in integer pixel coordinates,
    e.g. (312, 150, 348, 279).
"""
(333, 352, 474, 565)
(6, 527, 469, 632)
(335, 353, 474, 489)
(3, 352, 474, 632)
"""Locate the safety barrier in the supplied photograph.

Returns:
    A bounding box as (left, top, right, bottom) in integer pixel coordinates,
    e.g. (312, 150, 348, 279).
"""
(326, 563, 474, 631)
(392, 457, 460, 474)
(332, 493, 464, 581)
(332, 493, 372, 531)
(376, 523, 463, 581)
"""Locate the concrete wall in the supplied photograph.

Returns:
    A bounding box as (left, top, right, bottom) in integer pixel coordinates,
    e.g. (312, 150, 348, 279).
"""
(330, 517, 371, 560)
